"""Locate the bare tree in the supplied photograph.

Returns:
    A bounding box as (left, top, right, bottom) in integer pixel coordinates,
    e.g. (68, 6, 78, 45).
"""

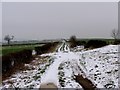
(69, 35, 77, 48)
(111, 29, 120, 44)
(111, 29, 119, 40)
(4, 35, 14, 45)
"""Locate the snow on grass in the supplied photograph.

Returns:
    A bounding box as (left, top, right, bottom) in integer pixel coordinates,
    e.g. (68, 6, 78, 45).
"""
(76, 45, 119, 88)
(1, 56, 55, 88)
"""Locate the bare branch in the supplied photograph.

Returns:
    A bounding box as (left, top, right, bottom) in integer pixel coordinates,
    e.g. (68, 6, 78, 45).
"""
(111, 29, 118, 40)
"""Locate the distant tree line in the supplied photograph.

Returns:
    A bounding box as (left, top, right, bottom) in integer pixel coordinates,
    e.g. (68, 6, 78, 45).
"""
(69, 34, 120, 49)
(84, 40, 107, 48)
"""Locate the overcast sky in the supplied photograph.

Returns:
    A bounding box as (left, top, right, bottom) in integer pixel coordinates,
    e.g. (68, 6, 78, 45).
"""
(2, 2, 118, 40)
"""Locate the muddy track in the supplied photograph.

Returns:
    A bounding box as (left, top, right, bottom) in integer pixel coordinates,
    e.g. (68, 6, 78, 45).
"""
(75, 75, 96, 90)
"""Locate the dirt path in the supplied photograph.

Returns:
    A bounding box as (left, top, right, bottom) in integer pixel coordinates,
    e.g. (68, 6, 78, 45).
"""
(75, 75, 96, 90)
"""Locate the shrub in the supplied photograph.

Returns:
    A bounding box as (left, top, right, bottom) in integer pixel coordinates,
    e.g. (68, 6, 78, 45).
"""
(113, 39, 120, 45)
(76, 41, 86, 46)
(69, 36, 77, 48)
(85, 40, 107, 48)
(35, 42, 58, 55)
(2, 54, 12, 73)
(2, 49, 32, 74)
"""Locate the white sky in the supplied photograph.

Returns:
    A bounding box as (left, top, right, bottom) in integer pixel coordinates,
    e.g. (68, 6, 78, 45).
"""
(0, 0, 119, 41)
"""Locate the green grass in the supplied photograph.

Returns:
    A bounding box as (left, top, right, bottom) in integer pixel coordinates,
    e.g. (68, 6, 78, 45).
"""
(1, 44, 44, 56)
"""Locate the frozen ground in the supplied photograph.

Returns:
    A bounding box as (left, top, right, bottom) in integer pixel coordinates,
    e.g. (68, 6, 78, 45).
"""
(1, 41, 119, 89)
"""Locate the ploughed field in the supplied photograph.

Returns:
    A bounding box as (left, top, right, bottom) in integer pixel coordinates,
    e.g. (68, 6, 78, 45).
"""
(1, 41, 119, 89)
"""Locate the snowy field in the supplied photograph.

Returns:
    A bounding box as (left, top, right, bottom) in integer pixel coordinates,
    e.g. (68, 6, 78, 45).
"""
(1, 41, 120, 89)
